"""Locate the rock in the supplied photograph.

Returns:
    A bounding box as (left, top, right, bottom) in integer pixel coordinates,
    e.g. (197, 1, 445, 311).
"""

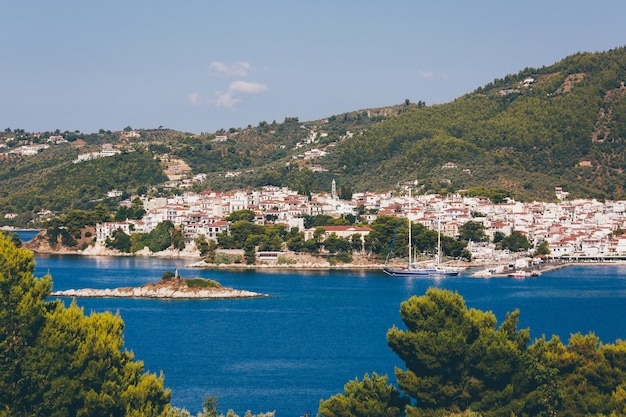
(51, 278, 266, 299)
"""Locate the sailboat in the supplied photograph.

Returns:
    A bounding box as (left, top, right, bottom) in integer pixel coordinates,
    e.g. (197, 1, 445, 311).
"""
(383, 192, 460, 277)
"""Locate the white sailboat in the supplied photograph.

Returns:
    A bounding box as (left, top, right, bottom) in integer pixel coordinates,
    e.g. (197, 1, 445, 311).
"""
(383, 191, 461, 277)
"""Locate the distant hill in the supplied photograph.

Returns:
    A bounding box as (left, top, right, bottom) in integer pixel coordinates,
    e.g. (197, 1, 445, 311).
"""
(2, 46, 626, 223)
(333, 46, 626, 200)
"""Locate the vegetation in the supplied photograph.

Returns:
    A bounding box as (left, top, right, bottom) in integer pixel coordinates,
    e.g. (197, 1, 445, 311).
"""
(0, 232, 172, 416)
(334, 47, 626, 201)
(497, 230, 532, 252)
(0, 148, 166, 219)
(320, 287, 626, 417)
(4, 48, 626, 226)
(318, 373, 408, 417)
(185, 278, 222, 289)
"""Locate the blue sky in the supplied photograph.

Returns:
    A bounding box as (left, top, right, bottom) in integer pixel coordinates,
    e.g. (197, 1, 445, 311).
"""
(1, 1, 624, 134)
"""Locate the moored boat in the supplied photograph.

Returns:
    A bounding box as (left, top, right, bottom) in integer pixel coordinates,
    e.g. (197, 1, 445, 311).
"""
(383, 190, 462, 278)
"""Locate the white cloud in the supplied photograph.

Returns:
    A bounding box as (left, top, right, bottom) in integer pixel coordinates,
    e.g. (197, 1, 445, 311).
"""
(189, 62, 267, 109)
(212, 81, 268, 110)
(188, 92, 203, 105)
(209, 61, 252, 78)
(418, 71, 449, 80)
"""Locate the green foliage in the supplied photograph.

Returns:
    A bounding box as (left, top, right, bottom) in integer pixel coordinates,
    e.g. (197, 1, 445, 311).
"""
(322, 286, 626, 416)
(0, 149, 167, 218)
(338, 184, 353, 200)
(304, 215, 350, 228)
(114, 198, 146, 221)
(196, 235, 218, 259)
(276, 255, 297, 265)
(0, 232, 171, 416)
(332, 252, 353, 264)
(387, 288, 529, 415)
(185, 278, 222, 289)
(106, 229, 132, 253)
(533, 240, 551, 257)
(161, 271, 176, 280)
(286, 231, 306, 252)
(459, 221, 488, 242)
(498, 230, 531, 252)
(5, 49, 626, 222)
(147, 221, 176, 252)
(218, 221, 265, 249)
(492, 231, 505, 244)
(226, 209, 256, 223)
(207, 252, 242, 265)
(364, 215, 403, 259)
(0, 233, 51, 409)
(171, 228, 186, 251)
(1, 230, 22, 247)
(318, 373, 408, 417)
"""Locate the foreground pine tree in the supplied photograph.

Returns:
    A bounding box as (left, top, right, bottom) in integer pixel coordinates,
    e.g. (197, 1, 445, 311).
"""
(0, 232, 171, 417)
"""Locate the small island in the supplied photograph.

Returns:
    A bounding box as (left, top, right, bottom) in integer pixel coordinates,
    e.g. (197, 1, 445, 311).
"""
(51, 271, 268, 300)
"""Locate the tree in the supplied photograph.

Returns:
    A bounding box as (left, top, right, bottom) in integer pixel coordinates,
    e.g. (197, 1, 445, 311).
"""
(0, 232, 171, 416)
(226, 209, 255, 223)
(0, 233, 50, 409)
(338, 185, 353, 201)
(499, 231, 531, 252)
(286, 231, 305, 252)
(459, 221, 488, 242)
(387, 288, 529, 415)
(219, 221, 265, 249)
(0, 230, 22, 247)
(196, 235, 218, 258)
(318, 373, 408, 417)
(323, 233, 351, 254)
(492, 231, 505, 244)
(533, 240, 551, 257)
(106, 229, 132, 253)
(325, 285, 626, 416)
(150, 220, 177, 252)
(171, 227, 185, 251)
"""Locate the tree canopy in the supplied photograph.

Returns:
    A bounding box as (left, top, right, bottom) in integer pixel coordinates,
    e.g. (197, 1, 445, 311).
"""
(321, 287, 626, 417)
(0, 232, 172, 416)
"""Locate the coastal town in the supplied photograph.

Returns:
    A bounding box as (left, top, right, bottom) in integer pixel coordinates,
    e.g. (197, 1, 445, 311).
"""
(90, 181, 626, 264)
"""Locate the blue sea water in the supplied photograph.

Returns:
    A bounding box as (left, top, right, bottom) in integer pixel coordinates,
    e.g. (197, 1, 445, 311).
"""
(25, 250, 626, 416)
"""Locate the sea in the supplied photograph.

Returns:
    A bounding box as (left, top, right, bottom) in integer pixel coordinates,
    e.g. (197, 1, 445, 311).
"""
(14, 231, 626, 416)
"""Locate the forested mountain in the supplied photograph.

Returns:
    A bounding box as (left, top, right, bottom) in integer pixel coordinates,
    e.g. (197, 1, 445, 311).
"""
(334, 46, 626, 200)
(2, 47, 626, 223)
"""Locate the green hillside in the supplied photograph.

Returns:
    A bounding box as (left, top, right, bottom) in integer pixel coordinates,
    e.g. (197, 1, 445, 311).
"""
(333, 47, 626, 200)
(2, 46, 626, 223)
(0, 148, 166, 223)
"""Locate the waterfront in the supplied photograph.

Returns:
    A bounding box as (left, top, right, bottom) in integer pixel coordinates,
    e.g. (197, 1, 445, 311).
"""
(27, 252, 626, 416)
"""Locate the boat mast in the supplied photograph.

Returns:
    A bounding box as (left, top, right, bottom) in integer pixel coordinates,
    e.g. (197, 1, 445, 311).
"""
(408, 188, 412, 266)
(436, 218, 441, 267)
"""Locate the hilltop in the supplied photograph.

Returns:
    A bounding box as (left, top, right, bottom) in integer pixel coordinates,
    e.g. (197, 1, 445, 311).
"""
(2, 46, 626, 224)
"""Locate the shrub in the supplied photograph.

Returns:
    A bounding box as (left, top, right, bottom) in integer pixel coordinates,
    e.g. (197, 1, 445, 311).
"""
(161, 271, 175, 280)
(186, 278, 222, 289)
(209, 252, 240, 265)
(277, 255, 297, 265)
(335, 252, 353, 263)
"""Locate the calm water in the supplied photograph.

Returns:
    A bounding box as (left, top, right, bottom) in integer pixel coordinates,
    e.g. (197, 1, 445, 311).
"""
(24, 248, 626, 416)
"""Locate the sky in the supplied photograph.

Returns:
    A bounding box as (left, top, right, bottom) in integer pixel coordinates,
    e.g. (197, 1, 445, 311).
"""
(1, 1, 625, 134)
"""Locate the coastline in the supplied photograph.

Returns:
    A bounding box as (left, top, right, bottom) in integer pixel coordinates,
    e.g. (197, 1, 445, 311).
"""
(20, 234, 626, 274)
(51, 278, 268, 300)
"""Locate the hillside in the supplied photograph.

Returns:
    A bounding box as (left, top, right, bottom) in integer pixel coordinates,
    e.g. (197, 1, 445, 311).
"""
(2, 46, 626, 223)
(334, 47, 626, 200)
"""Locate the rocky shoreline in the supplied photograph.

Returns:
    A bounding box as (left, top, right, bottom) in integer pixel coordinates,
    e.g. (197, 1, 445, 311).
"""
(51, 279, 268, 299)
